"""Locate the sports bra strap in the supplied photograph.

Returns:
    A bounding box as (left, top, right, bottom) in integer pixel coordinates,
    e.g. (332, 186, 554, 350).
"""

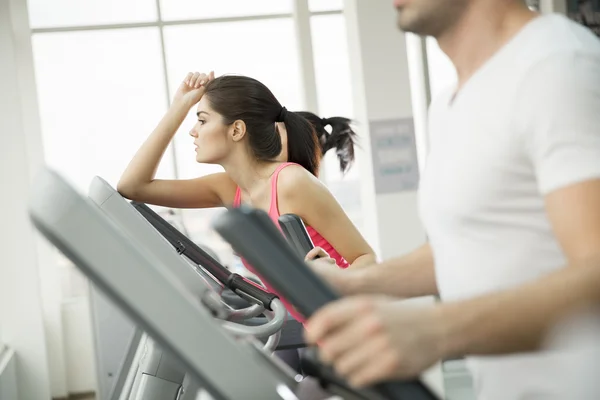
(233, 186, 242, 207)
(269, 162, 298, 215)
(233, 162, 299, 213)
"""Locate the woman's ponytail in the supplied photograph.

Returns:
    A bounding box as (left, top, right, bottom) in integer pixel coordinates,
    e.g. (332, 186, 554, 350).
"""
(297, 112, 357, 174)
(279, 110, 321, 176)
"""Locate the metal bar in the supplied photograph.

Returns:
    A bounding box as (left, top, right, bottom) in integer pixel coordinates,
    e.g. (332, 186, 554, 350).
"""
(293, 0, 326, 181)
(154, 0, 181, 180)
(30, 10, 341, 34)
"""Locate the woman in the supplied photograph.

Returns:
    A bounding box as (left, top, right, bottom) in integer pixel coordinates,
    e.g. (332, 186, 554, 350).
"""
(118, 71, 375, 322)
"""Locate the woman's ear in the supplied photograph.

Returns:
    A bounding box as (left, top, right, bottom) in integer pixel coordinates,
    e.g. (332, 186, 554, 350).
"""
(230, 120, 247, 142)
(275, 122, 288, 162)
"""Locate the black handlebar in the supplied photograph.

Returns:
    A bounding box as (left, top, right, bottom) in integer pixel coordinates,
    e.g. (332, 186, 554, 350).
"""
(132, 202, 278, 310)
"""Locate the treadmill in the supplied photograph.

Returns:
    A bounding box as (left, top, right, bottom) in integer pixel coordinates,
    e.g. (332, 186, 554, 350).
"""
(86, 176, 287, 399)
(30, 168, 440, 399)
(127, 199, 306, 350)
(29, 169, 306, 400)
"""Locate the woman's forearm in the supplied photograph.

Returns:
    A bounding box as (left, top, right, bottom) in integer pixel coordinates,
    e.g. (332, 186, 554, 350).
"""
(117, 99, 190, 197)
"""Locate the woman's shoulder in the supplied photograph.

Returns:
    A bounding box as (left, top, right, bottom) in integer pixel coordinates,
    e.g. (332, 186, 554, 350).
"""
(275, 163, 330, 215)
(276, 163, 320, 189)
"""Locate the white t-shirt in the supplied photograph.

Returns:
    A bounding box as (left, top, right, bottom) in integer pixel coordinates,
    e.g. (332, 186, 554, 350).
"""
(419, 14, 600, 400)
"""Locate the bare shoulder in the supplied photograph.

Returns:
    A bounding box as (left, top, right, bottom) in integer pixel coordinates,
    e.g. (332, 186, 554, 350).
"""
(208, 171, 238, 204)
(277, 164, 323, 197)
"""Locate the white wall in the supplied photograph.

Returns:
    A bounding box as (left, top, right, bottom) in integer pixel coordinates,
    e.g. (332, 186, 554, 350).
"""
(0, 349, 19, 400)
(542, 0, 567, 13)
(343, 0, 443, 396)
(62, 299, 97, 394)
(344, 0, 426, 259)
(0, 0, 52, 398)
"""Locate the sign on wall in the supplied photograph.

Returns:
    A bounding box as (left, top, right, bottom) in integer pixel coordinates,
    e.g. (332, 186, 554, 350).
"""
(369, 118, 419, 194)
(568, 0, 600, 37)
(526, 0, 540, 11)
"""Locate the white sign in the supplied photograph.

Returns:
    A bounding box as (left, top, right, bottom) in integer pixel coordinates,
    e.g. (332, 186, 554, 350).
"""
(369, 118, 419, 194)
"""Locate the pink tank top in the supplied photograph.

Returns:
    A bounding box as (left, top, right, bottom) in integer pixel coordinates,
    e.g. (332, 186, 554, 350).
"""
(233, 162, 349, 323)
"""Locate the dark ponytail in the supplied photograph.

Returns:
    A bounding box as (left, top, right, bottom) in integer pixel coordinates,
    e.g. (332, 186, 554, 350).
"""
(204, 75, 321, 176)
(278, 110, 321, 176)
(297, 111, 357, 174)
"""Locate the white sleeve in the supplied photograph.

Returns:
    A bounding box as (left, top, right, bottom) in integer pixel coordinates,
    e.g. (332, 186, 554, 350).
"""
(516, 52, 600, 195)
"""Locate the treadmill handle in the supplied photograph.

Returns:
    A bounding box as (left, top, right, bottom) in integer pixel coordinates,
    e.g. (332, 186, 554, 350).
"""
(227, 273, 278, 311)
(302, 347, 439, 400)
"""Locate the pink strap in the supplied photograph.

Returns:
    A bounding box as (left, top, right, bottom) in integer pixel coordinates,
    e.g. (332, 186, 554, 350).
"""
(233, 186, 241, 207)
(233, 162, 298, 211)
(269, 162, 297, 215)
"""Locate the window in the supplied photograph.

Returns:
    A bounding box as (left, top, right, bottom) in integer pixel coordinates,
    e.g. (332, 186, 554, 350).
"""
(29, 1, 354, 289)
(27, 0, 158, 28)
(309, 0, 343, 12)
(159, 0, 292, 21)
(32, 27, 173, 297)
(32, 28, 174, 191)
(310, 14, 356, 180)
(310, 13, 362, 230)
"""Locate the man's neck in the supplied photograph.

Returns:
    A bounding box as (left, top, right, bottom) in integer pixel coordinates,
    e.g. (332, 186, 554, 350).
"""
(437, 1, 538, 89)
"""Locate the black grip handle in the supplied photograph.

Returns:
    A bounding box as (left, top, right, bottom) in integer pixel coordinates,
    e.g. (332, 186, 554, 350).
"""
(301, 347, 437, 400)
(226, 273, 278, 310)
(278, 214, 316, 259)
(373, 381, 439, 400)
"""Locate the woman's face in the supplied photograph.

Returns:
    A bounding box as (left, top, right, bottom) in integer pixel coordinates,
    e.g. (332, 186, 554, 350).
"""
(189, 96, 233, 164)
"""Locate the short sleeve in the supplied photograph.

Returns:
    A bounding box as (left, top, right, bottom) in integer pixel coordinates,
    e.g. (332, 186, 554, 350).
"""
(515, 52, 600, 195)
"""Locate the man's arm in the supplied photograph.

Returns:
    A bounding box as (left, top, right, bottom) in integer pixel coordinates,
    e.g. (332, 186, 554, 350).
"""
(311, 242, 439, 298)
(442, 178, 600, 357)
(350, 243, 438, 297)
(441, 255, 600, 358)
(306, 180, 600, 385)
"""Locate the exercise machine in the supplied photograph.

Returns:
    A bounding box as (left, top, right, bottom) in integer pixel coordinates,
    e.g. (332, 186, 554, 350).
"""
(31, 167, 444, 399)
(213, 206, 441, 400)
(30, 169, 308, 400)
(87, 176, 286, 399)
(129, 200, 307, 351)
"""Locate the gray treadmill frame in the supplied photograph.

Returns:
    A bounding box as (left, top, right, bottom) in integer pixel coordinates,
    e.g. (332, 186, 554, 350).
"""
(29, 169, 297, 400)
(88, 176, 286, 400)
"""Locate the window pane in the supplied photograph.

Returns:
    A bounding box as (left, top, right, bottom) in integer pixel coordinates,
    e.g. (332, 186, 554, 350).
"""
(32, 28, 173, 192)
(310, 14, 361, 227)
(163, 18, 304, 263)
(159, 0, 292, 21)
(310, 14, 358, 182)
(27, 0, 157, 29)
(32, 28, 173, 299)
(309, 0, 343, 12)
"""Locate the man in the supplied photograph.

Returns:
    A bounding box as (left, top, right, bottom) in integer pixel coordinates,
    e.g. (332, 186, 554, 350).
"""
(305, 1, 600, 399)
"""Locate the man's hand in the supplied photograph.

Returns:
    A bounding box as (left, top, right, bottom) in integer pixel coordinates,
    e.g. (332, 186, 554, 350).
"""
(306, 258, 352, 294)
(305, 296, 445, 387)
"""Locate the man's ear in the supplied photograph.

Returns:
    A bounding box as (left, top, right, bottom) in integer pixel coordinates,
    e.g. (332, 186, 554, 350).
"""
(231, 120, 247, 142)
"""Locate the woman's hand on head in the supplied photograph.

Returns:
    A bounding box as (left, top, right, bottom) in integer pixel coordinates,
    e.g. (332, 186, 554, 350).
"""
(173, 71, 215, 109)
(305, 247, 336, 265)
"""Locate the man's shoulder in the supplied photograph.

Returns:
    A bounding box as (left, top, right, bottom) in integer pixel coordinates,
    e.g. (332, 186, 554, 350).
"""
(511, 15, 600, 101)
(521, 14, 600, 63)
